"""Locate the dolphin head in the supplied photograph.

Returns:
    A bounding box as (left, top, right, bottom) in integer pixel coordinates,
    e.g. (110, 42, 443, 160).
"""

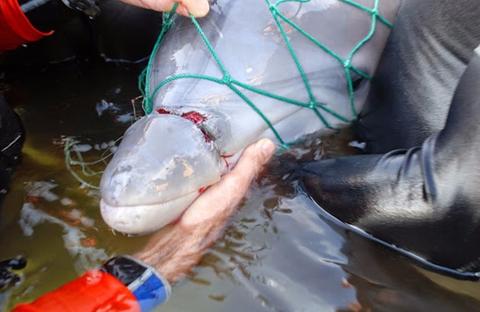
(100, 112, 225, 234)
(99, 0, 401, 235)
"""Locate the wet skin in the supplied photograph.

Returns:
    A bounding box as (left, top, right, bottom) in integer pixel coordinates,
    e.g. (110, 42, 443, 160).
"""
(4, 60, 480, 310)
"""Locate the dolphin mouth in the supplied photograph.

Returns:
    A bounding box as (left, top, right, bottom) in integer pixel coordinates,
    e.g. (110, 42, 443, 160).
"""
(99, 110, 226, 234)
(100, 191, 199, 235)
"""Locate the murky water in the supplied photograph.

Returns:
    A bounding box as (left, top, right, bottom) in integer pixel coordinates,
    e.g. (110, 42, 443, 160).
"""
(1, 61, 480, 311)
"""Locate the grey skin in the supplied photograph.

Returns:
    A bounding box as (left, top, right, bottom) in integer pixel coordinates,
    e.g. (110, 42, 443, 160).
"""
(100, 0, 401, 234)
(302, 0, 480, 275)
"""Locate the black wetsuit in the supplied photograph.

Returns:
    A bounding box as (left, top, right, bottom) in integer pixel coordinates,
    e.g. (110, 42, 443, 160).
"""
(301, 0, 480, 274)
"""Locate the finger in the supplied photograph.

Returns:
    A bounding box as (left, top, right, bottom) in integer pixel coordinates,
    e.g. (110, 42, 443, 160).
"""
(120, 0, 209, 16)
(229, 138, 276, 183)
(181, 139, 276, 226)
(177, 0, 210, 17)
(119, 0, 174, 13)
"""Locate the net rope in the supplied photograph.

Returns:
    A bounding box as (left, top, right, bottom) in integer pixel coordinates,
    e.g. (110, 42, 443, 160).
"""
(64, 0, 391, 188)
(139, 0, 392, 149)
(64, 137, 123, 189)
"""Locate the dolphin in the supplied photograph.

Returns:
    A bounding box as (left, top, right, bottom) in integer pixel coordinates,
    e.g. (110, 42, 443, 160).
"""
(99, 0, 400, 234)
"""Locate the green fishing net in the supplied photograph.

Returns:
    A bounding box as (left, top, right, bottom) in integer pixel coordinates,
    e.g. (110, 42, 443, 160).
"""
(65, 0, 392, 188)
(139, 0, 393, 148)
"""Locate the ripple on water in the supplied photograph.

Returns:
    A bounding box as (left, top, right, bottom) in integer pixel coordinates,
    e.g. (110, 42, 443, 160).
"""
(1, 62, 480, 312)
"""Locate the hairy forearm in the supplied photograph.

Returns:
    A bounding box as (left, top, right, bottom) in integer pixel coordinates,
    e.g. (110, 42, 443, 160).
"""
(134, 215, 229, 282)
(134, 174, 251, 282)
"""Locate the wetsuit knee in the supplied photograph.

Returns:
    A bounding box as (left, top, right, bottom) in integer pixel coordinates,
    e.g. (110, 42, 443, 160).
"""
(302, 47, 480, 274)
(355, 0, 480, 153)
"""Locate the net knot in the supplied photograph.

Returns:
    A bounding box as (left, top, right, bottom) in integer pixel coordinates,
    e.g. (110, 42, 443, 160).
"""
(139, 0, 384, 149)
(268, 3, 278, 15)
(222, 73, 233, 85)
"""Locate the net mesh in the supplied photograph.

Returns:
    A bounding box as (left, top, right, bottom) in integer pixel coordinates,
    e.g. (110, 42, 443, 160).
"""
(139, 0, 393, 149)
(65, 0, 392, 188)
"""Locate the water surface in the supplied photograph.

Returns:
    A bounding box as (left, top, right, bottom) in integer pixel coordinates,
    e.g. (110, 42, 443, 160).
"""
(1, 62, 480, 311)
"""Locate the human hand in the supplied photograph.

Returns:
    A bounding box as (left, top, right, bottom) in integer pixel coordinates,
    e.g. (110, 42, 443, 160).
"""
(119, 0, 210, 17)
(8, 140, 273, 310)
(134, 139, 276, 282)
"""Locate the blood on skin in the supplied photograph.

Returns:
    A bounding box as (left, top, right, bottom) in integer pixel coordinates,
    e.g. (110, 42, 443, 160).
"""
(198, 186, 209, 194)
(155, 109, 216, 157)
(156, 108, 207, 125)
(181, 111, 213, 142)
(156, 108, 212, 142)
(156, 108, 230, 195)
(156, 108, 171, 114)
(181, 111, 206, 124)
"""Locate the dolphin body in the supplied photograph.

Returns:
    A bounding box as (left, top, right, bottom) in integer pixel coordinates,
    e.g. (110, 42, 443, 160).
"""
(100, 0, 400, 234)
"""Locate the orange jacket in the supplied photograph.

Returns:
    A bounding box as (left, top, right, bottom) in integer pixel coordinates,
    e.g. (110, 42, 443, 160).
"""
(13, 270, 141, 312)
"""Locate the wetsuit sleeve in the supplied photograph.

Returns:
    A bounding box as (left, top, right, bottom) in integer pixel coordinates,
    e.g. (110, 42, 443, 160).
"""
(0, 0, 52, 51)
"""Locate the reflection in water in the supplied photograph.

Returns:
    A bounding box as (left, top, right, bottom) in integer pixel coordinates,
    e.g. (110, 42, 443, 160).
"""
(1, 62, 480, 311)
(19, 202, 108, 272)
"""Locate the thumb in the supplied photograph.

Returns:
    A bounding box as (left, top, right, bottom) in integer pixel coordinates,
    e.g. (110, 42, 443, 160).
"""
(211, 138, 276, 203)
(233, 139, 276, 179)
(180, 139, 275, 227)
